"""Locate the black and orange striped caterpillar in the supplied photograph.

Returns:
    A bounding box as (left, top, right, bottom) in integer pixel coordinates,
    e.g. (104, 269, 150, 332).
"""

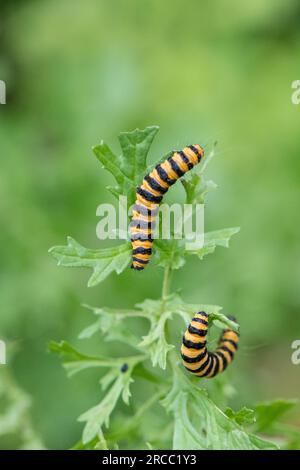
(130, 144, 239, 377)
(130, 144, 204, 270)
(181, 311, 239, 378)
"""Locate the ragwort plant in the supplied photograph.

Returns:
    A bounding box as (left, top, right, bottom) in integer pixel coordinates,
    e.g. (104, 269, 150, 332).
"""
(49, 126, 299, 450)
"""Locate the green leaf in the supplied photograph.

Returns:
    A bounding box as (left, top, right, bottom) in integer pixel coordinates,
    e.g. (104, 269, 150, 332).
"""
(135, 297, 209, 369)
(93, 126, 159, 206)
(185, 227, 240, 259)
(49, 237, 131, 287)
(140, 327, 174, 370)
(71, 432, 109, 450)
(79, 304, 150, 349)
(138, 304, 174, 369)
(50, 340, 146, 444)
(118, 126, 159, 181)
(204, 227, 240, 248)
(49, 340, 119, 377)
(225, 407, 256, 426)
(81, 299, 179, 368)
(182, 173, 217, 204)
(162, 367, 278, 450)
(78, 319, 103, 339)
(78, 368, 134, 444)
(94, 430, 109, 450)
(104, 389, 167, 444)
(154, 227, 240, 270)
(154, 239, 185, 270)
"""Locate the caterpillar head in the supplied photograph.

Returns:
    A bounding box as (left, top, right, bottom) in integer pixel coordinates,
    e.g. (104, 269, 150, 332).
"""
(193, 144, 205, 159)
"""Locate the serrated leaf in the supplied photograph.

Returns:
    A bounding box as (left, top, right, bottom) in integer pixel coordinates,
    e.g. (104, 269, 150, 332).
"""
(100, 369, 120, 391)
(154, 228, 240, 269)
(142, 334, 174, 370)
(79, 304, 150, 349)
(134, 298, 180, 369)
(78, 319, 102, 339)
(225, 407, 256, 426)
(82, 304, 151, 322)
(118, 126, 159, 181)
(72, 430, 109, 450)
(154, 239, 185, 270)
(139, 310, 174, 369)
(182, 173, 217, 204)
(94, 430, 109, 450)
(185, 227, 240, 259)
(204, 227, 240, 248)
(93, 126, 159, 206)
(78, 370, 134, 444)
(49, 340, 119, 377)
(49, 237, 131, 287)
(162, 367, 278, 450)
(50, 340, 146, 444)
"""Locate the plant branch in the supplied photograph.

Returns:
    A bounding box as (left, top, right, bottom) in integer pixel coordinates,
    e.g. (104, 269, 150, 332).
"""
(162, 264, 172, 301)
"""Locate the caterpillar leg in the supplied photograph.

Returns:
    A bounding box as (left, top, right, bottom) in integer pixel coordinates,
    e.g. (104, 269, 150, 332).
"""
(181, 312, 239, 378)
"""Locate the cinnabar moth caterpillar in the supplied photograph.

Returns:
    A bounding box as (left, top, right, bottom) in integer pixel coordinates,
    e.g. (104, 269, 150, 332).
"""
(181, 312, 239, 378)
(130, 144, 204, 270)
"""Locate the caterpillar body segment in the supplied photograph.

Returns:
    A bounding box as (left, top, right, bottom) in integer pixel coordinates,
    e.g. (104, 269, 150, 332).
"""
(130, 144, 204, 270)
(181, 312, 239, 378)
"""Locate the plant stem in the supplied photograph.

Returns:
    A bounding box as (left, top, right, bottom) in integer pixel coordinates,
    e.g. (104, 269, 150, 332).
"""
(161, 264, 178, 369)
(162, 264, 172, 301)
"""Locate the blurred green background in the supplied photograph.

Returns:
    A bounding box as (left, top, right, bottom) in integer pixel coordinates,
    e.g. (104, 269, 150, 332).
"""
(1, 0, 300, 449)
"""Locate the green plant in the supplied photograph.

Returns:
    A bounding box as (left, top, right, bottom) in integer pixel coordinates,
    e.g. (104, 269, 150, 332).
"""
(49, 126, 298, 450)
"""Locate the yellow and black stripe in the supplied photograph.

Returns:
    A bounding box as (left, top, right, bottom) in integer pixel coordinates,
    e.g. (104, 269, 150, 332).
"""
(181, 312, 239, 378)
(130, 144, 204, 270)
